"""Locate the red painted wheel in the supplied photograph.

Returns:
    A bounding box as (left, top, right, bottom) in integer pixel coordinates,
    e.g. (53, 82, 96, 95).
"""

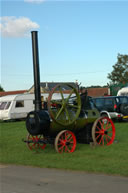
(55, 130, 76, 153)
(92, 117, 115, 146)
(26, 134, 46, 151)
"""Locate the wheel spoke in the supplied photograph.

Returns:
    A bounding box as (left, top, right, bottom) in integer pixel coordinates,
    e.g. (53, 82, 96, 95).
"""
(68, 141, 74, 144)
(105, 124, 112, 130)
(58, 145, 64, 150)
(95, 131, 103, 134)
(55, 106, 64, 119)
(96, 125, 102, 131)
(57, 142, 63, 146)
(36, 136, 38, 141)
(65, 132, 73, 143)
(105, 119, 109, 130)
(105, 134, 112, 140)
(65, 107, 71, 123)
(95, 134, 101, 140)
(99, 120, 104, 130)
(98, 135, 104, 145)
(59, 87, 65, 101)
(66, 133, 73, 142)
(58, 145, 64, 153)
(105, 134, 109, 144)
(65, 145, 68, 152)
(58, 138, 63, 144)
(65, 89, 74, 103)
(107, 131, 113, 134)
(65, 131, 67, 140)
(66, 146, 72, 153)
(32, 143, 36, 148)
(105, 134, 110, 144)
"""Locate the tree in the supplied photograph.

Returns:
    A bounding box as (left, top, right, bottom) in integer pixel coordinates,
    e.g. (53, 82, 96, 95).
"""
(0, 85, 4, 91)
(107, 54, 128, 84)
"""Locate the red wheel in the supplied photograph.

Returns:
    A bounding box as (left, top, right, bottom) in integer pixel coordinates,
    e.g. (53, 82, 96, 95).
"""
(55, 130, 76, 153)
(26, 134, 46, 151)
(92, 117, 115, 146)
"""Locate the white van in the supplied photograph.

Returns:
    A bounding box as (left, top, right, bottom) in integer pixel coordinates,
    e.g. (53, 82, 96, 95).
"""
(117, 87, 128, 96)
(0, 92, 72, 121)
(0, 93, 47, 121)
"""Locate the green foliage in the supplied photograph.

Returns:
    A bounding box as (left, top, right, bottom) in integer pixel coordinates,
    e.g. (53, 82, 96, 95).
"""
(0, 85, 4, 91)
(0, 121, 128, 176)
(108, 54, 128, 84)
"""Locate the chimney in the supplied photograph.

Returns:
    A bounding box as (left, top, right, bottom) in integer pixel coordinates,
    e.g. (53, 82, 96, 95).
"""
(31, 31, 42, 111)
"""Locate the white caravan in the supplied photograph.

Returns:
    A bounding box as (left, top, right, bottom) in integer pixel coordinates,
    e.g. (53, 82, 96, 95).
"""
(0, 93, 48, 121)
(0, 92, 73, 121)
(117, 87, 128, 96)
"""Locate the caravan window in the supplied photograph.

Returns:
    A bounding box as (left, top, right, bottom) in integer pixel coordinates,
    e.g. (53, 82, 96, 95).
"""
(15, 101, 24, 108)
(0, 102, 7, 110)
(5, 102, 11, 110)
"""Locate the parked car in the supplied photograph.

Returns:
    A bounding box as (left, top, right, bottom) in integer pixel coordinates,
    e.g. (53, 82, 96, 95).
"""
(92, 96, 128, 121)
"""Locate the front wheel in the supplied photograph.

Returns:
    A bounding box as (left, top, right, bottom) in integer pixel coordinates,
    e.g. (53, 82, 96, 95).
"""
(92, 117, 115, 146)
(26, 134, 46, 152)
(55, 130, 76, 153)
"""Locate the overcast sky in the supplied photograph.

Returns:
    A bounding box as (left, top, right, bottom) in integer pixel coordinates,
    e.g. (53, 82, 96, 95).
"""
(0, 0, 128, 91)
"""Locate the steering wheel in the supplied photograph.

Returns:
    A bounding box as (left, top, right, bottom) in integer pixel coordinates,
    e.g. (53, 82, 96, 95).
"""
(47, 84, 81, 126)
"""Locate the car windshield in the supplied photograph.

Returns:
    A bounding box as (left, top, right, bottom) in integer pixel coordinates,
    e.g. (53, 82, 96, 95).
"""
(0, 101, 11, 110)
(119, 97, 128, 104)
(94, 98, 104, 107)
(89, 98, 96, 109)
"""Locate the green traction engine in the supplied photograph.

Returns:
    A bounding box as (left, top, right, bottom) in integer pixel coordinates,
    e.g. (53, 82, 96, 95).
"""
(24, 31, 116, 153)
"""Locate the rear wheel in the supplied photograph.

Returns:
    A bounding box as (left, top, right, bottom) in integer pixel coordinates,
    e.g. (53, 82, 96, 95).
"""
(92, 117, 115, 146)
(55, 130, 76, 153)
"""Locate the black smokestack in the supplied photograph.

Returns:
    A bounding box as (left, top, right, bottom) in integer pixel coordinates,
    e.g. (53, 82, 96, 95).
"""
(31, 31, 42, 111)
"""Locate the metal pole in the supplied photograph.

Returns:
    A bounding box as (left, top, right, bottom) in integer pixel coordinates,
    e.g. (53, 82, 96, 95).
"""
(31, 31, 42, 111)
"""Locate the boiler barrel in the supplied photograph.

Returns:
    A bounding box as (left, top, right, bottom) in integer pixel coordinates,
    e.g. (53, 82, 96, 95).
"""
(26, 110, 50, 136)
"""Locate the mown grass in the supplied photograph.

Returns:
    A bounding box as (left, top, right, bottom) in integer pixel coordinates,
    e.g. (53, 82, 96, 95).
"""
(0, 120, 128, 176)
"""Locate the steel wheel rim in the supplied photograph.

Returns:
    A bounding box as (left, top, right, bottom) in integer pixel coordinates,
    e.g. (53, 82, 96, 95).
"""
(55, 130, 76, 153)
(26, 134, 46, 151)
(48, 84, 81, 126)
(92, 117, 115, 146)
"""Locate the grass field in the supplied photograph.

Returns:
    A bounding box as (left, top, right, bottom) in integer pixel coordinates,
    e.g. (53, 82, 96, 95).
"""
(0, 120, 128, 176)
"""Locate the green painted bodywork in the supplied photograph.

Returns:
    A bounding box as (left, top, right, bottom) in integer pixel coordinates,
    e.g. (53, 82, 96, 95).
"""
(49, 108, 100, 136)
